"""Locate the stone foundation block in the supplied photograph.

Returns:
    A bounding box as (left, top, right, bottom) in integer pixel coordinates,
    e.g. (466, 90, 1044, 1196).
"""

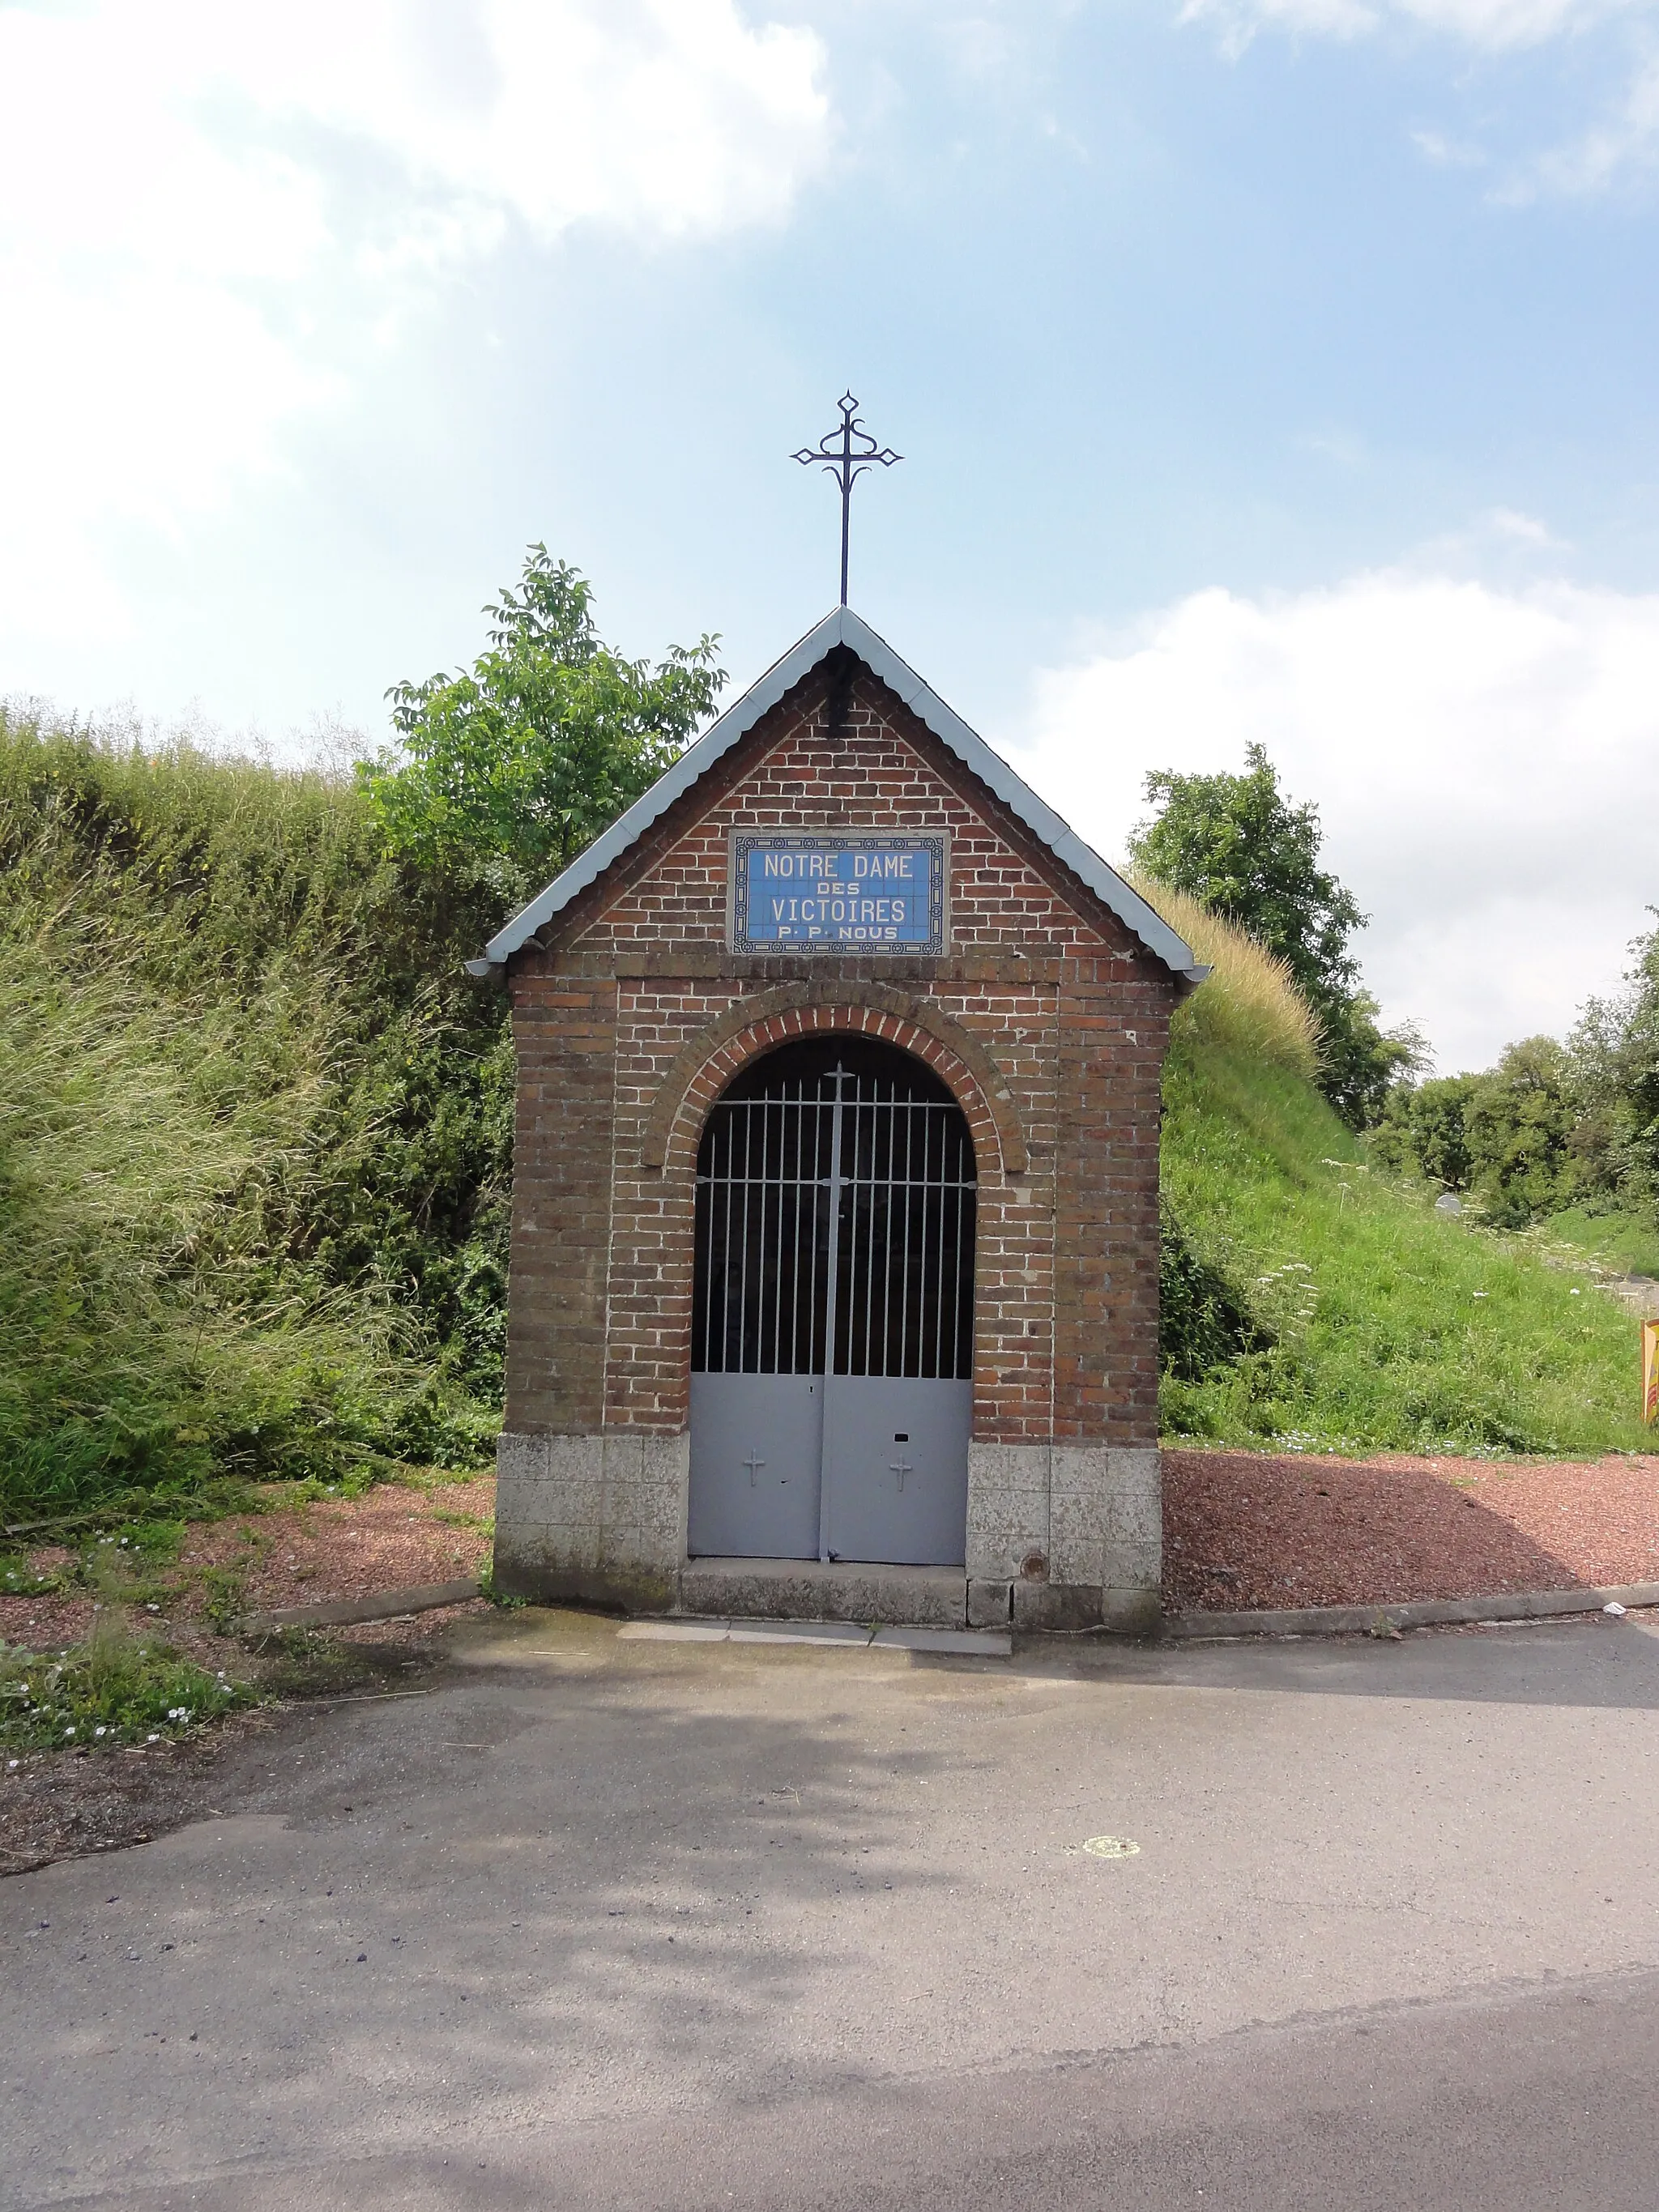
(1012, 1580, 1103, 1632)
(965, 1441, 1052, 1580)
(1101, 1585, 1163, 1637)
(967, 1578, 1013, 1628)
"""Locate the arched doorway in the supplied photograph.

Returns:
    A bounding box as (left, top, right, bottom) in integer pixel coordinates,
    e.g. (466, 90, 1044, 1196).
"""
(689, 1037, 976, 1565)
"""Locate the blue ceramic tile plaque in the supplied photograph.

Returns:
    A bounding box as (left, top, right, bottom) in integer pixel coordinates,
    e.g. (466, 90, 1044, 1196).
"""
(730, 833, 948, 954)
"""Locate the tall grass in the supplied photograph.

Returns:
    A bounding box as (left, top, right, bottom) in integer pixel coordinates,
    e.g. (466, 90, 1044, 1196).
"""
(1131, 872, 1321, 1082)
(0, 709, 511, 1528)
(0, 927, 409, 1515)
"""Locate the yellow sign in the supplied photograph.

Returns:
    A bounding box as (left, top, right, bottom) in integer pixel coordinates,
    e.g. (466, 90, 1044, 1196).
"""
(1644, 1319, 1659, 1427)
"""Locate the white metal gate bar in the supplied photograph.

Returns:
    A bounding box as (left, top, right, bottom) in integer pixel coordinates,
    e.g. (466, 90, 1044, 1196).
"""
(836, 1085, 975, 1379)
(693, 1085, 833, 1375)
(693, 1059, 975, 1381)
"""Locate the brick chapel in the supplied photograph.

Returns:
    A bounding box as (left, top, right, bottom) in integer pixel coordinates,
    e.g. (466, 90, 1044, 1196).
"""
(468, 606, 1204, 1633)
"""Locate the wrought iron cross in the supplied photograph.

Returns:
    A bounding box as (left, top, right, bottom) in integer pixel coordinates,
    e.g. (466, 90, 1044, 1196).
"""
(793, 392, 902, 607)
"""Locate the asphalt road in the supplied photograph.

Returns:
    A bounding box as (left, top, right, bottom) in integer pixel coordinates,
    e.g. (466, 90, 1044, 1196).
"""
(5, 1608, 1659, 2209)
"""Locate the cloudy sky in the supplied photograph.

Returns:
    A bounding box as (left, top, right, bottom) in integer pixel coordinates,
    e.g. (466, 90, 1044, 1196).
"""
(4, 0, 1658, 1071)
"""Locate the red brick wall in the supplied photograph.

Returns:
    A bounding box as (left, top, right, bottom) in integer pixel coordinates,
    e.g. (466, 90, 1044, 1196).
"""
(503, 660, 1175, 1451)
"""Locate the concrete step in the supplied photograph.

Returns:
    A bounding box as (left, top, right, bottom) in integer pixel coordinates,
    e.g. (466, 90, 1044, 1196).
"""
(619, 1616, 1011, 1657)
(677, 1556, 967, 1628)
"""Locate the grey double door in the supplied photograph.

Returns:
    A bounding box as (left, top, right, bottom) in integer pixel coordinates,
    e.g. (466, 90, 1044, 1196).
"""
(688, 1040, 975, 1566)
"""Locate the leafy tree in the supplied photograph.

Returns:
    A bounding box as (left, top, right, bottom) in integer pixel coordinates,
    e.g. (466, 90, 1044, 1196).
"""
(1371, 1074, 1480, 1191)
(1128, 744, 1421, 1127)
(361, 548, 725, 893)
(1314, 991, 1423, 1132)
(1465, 1037, 1578, 1227)
(1131, 744, 1362, 999)
(1566, 913, 1659, 1214)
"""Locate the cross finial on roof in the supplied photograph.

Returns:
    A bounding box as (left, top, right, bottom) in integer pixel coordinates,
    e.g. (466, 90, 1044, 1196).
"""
(792, 393, 902, 607)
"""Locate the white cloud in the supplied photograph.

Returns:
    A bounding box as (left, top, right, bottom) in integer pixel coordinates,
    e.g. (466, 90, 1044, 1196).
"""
(0, 1, 830, 641)
(1013, 565, 1659, 1072)
(251, 1, 834, 244)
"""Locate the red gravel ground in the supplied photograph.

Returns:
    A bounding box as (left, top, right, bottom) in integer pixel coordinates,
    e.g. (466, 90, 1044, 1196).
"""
(8, 1453, 1659, 1647)
(0, 1474, 495, 1657)
(1164, 1448, 1659, 1612)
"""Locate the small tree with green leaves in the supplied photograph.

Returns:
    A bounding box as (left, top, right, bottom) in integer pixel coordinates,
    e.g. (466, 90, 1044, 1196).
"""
(1567, 913, 1659, 1215)
(1128, 744, 1421, 1127)
(361, 548, 725, 893)
(1371, 1074, 1480, 1191)
(1465, 1037, 1579, 1227)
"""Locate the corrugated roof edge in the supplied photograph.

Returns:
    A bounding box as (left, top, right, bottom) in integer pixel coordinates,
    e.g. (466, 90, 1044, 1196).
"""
(465, 604, 1205, 985)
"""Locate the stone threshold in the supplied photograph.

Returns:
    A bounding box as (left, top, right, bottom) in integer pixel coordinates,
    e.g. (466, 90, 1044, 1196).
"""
(677, 1556, 970, 1628)
(621, 1617, 1011, 1656)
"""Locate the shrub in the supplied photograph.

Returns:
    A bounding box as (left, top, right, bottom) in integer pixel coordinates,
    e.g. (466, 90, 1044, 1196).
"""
(1370, 1074, 1480, 1191)
(1465, 1037, 1579, 1227)
(1158, 1202, 1276, 1380)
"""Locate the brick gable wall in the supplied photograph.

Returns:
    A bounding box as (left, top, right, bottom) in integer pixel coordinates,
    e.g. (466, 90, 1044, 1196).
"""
(506, 657, 1173, 1443)
(495, 656, 1176, 1626)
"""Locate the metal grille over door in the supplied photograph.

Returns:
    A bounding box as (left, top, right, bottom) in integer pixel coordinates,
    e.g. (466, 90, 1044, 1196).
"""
(689, 1038, 975, 1564)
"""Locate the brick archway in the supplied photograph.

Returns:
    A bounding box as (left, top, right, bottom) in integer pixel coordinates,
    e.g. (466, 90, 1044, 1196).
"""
(649, 992, 1025, 1185)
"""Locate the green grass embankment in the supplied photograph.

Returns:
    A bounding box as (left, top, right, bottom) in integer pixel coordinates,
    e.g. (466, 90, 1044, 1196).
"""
(1145, 878, 1656, 1456)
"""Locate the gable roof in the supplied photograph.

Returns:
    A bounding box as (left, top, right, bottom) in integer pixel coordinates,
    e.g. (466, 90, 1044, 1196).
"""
(466, 604, 1205, 982)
